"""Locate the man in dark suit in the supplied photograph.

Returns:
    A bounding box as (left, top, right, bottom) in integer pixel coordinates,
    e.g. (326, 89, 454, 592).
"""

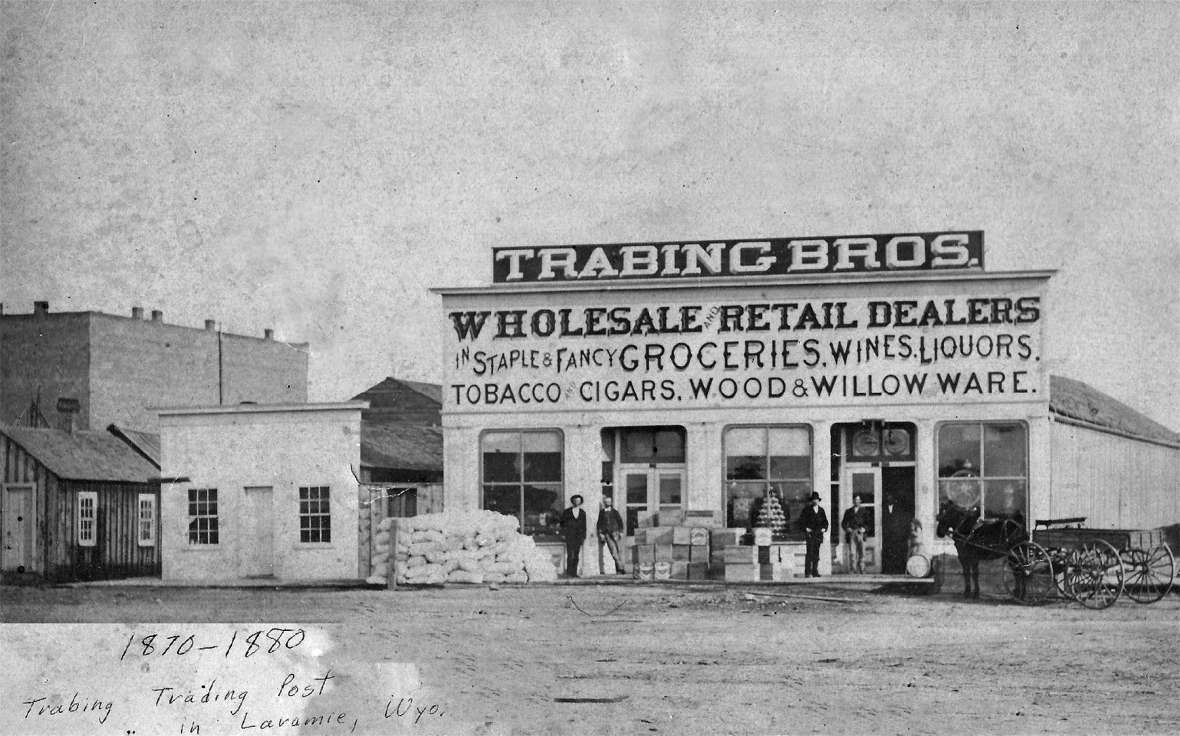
(596, 495, 627, 574)
(560, 494, 587, 578)
(798, 492, 829, 578)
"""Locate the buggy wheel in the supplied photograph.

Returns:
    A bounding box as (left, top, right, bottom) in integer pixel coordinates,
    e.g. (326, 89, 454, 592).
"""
(1003, 542, 1054, 605)
(1068, 540, 1124, 609)
(1053, 551, 1077, 600)
(1123, 545, 1174, 604)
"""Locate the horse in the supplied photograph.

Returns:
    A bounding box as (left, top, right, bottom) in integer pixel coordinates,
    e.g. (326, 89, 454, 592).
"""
(935, 500, 1028, 599)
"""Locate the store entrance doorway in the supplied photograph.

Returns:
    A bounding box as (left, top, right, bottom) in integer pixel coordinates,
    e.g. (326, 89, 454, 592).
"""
(602, 426, 686, 535)
(619, 466, 685, 534)
(881, 467, 916, 574)
(842, 465, 882, 573)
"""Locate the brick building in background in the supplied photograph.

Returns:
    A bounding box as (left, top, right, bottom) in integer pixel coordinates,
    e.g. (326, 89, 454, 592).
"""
(0, 301, 308, 432)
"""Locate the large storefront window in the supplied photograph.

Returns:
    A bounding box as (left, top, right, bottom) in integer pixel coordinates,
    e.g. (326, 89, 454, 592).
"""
(482, 430, 563, 541)
(937, 422, 1028, 521)
(725, 426, 812, 538)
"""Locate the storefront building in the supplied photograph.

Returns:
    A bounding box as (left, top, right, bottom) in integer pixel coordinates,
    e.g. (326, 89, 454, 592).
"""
(436, 233, 1067, 575)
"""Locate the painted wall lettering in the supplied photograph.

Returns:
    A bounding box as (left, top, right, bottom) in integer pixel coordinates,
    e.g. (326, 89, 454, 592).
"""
(443, 294, 1045, 411)
(491, 231, 984, 282)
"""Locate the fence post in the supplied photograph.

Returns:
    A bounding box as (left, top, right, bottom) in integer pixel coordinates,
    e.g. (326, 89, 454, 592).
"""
(387, 522, 398, 590)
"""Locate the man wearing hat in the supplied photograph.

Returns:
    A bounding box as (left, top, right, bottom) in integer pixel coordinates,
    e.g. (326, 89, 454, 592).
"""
(560, 494, 588, 578)
(799, 492, 829, 578)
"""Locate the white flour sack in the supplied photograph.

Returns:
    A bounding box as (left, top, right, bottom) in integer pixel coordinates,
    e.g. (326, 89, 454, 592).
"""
(369, 510, 558, 586)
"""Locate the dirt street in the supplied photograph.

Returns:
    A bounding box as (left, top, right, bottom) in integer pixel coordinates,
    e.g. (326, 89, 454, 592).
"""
(3, 582, 1178, 735)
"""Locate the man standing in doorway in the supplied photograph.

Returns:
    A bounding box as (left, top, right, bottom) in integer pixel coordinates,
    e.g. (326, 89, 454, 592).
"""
(560, 494, 587, 578)
(799, 492, 829, 578)
(841, 494, 870, 574)
(597, 496, 627, 575)
(882, 494, 913, 574)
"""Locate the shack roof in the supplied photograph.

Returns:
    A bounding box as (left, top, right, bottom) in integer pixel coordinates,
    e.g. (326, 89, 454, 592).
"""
(360, 422, 443, 472)
(351, 377, 442, 424)
(107, 424, 161, 468)
(1050, 375, 1180, 448)
(0, 426, 158, 483)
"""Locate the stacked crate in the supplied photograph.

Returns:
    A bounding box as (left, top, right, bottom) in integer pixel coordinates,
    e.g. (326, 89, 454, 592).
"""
(712, 527, 803, 581)
(629, 509, 720, 580)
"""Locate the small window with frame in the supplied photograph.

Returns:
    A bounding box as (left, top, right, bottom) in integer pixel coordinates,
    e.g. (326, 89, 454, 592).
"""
(137, 493, 156, 547)
(299, 486, 332, 544)
(77, 491, 97, 547)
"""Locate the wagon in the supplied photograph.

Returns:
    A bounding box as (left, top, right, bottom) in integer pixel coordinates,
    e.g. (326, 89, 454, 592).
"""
(1029, 518, 1175, 609)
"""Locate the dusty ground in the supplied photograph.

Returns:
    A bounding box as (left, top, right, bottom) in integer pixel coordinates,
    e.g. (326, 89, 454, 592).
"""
(3, 581, 1178, 735)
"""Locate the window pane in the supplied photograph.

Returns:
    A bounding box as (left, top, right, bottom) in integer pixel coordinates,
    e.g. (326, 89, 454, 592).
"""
(620, 429, 655, 462)
(984, 479, 1027, 521)
(726, 480, 765, 527)
(652, 429, 685, 462)
(482, 432, 519, 454)
(483, 452, 520, 482)
(522, 484, 562, 538)
(725, 427, 763, 457)
(847, 475, 874, 505)
(625, 474, 647, 504)
(483, 485, 519, 519)
(659, 474, 681, 505)
(984, 424, 1027, 477)
(523, 451, 562, 482)
(769, 455, 810, 479)
(939, 478, 982, 508)
(938, 424, 981, 477)
(767, 427, 810, 456)
(521, 432, 561, 454)
(619, 427, 684, 463)
(726, 455, 766, 480)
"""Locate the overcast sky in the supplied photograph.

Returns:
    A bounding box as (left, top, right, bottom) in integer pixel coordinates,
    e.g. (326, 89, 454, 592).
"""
(2, 1, 1177, 427)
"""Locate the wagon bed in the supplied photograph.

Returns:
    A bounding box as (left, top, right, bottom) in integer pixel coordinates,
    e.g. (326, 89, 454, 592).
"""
(1030, 517, 1174, 607)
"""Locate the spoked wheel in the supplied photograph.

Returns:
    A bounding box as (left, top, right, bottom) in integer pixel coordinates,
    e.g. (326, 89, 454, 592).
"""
(1122, 545, 1175, 604)
(1003, 542, 1055, 605)
(1052, 551, 1077, 601)
(1067, 540, 1125, 609)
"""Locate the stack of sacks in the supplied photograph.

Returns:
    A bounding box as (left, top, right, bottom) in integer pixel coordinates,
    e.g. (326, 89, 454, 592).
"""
(368, 510, 558, 585)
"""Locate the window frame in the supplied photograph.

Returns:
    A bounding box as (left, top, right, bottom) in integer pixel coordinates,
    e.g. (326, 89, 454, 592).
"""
(479, 428, 565, 541)
(137, 493, 156, 547)
(298, 485, 332, 544)
(187, 487, 220, 546)
(722, 424, 814, 538)
(77, 491, 98, 547)
(935, 420, 1029, 521)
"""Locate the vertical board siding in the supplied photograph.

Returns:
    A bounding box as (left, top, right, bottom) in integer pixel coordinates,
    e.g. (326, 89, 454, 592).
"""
(1051, 421, 1180, 529)
(2, 436, 160, 580)
(1, 436, 49, 574)
(55, 481, 161, 580)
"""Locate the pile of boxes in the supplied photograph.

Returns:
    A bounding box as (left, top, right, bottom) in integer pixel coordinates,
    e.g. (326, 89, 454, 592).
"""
(627, 511, 808, 582)
(712, 527, 806, 582)
(629, 509, 719, 580)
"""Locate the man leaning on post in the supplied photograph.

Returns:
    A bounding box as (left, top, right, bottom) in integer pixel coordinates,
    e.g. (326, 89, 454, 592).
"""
(597, 495, 627, 575)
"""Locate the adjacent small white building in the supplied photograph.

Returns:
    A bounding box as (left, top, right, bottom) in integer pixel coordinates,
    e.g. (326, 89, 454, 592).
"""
(158, 402, 366, 582)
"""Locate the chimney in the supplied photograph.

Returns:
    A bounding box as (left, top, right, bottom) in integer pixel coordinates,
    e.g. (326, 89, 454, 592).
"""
(56, 397, 80, 434)
(132, 306, 144, 320)
(34, 300, 49, 315)
(264, 328, 274, 340)
(205, 319, 217, 331)
(151, 309, 163, 323)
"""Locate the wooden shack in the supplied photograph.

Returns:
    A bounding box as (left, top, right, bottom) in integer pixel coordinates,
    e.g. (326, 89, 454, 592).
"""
(1, 426, 161, 581)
